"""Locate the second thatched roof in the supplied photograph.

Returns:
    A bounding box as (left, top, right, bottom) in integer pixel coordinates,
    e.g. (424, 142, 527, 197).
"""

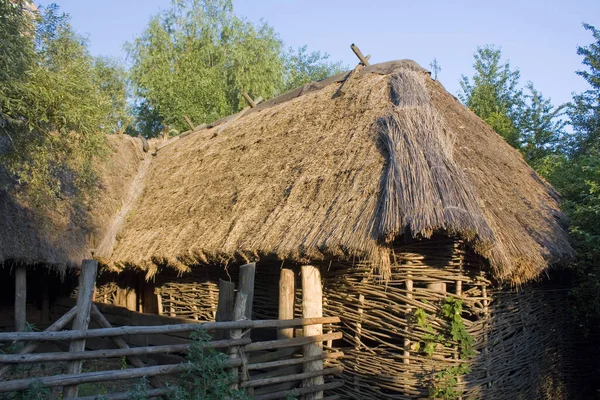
(104, 60, 572, 284)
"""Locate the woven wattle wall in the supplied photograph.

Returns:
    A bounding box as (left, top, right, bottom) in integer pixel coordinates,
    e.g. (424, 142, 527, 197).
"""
(94, 237, 580, 399)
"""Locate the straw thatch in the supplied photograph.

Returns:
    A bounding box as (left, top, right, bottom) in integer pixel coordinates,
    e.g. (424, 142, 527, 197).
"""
(0, 135, 147, 270)
(104, 61, 571, 284)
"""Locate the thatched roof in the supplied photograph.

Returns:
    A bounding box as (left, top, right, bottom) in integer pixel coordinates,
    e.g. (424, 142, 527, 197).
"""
(105, 60, 573, 284)
(0, 135, 146, 270)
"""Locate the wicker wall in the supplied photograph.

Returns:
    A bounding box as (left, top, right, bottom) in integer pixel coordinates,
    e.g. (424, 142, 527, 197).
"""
(95, 237, 580, 398)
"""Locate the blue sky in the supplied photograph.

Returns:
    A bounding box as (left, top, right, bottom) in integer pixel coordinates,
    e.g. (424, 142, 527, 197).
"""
(38, 0, 599, 107)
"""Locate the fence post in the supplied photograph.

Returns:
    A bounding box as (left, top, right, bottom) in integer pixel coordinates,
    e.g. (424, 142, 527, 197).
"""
(302, 265, 323, 400)
(278, 268, 295, 340)
(62, 259, 98, 398)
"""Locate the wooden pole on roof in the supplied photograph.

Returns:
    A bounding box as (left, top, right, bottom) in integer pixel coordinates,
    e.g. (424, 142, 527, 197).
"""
(14, 266, 26, 334)
(241, 91, 257, 108)
(183, 115, 195, 131)
(63, 259, 98, 398)
(301, 265, 324, 400)
(350, 43, 371, 66)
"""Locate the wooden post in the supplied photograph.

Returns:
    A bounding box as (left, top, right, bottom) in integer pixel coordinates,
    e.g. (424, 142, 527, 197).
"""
(301, 265, 323, 400)
(239, 263, 256, 320)
(14, 265, 27, 333)
(278, 269, 295, 340)
(354, 294, 364, 350)
(125, 288, 137, 312)
(63, 260, 98, 398)
(215, 280, 235, 340)
(229, 293, 248, 391)
(350, 43, 370, 66)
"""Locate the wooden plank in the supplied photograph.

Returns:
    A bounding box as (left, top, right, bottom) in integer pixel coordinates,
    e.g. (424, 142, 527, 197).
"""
(78, 388, 173, 400)
(215, 279, 235, 340)
(239, 262, 256, 320)
(301, 265, 324, 400)
(0, 316, 341, 342)
(247, 351, 343, 371)
(63, 259, 98, 398)
(244, 332, 341, 353)
(14, 265, 26, 333)
(278, 269, 295, 340)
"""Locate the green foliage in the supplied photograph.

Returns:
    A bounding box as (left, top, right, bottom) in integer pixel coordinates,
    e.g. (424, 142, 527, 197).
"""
(0, 3, 126, 211)
(127, 0, 344, 137)
(429, 363, 472, 400)
(168, 328, 251, 400)
(541, 23, 600, 336)
(281, 45, 345, 92)
(459, 45, 523, 148)
(411, 298, 474, 399)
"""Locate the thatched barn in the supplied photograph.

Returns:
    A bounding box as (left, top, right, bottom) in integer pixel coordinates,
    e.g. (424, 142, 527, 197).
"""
(1, 60, 583, 398)
(0, 134, 148, 329)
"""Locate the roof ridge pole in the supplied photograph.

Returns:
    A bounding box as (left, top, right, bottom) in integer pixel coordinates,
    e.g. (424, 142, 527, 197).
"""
(241, 91, 257, 108)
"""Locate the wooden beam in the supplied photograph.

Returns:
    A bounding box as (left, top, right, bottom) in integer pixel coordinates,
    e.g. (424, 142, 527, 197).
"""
(215, 279, 235, 340)
(14, 265, 26, 333)
(63, 260, 98, 398)
(241, 91, 257, 108)
(183, 115, 195, 131)
(0, 316, 341, 342)
(278, 268, 295, 340)
(301, 265, 324, 400)
(350, 43, 370, 66)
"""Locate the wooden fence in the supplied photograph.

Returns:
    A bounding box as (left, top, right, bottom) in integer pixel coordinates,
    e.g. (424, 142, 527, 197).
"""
(0, 260, 344, 400)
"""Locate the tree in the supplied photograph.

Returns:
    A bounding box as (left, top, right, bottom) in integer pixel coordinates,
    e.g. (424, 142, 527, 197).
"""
(0, 3, 127, 209)
(517, 83, 567, 168)
(552, 23, 600, 334)
(281, 45, 345, 92)
(127, 0, 344, 137)
(127, 0, 285, 136)
(459, 45, 523, 148)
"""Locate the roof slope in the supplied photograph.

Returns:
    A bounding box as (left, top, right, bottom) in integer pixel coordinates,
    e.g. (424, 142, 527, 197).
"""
(0, 135, 146, 269)
(108, 61, 572, 284)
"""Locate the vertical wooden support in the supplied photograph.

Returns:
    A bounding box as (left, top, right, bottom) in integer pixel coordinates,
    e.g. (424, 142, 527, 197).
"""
(41, 279, 50, 324)
(302, 265, 323, 400)
(14, 265, 27, 333)
(403, 276, 413, 364)
(278, 268, 295, 340)
(125, 288, 137, 311)
(215, 279, 235, 340)
(156, 293, 163, 315)
(142, 281, 159, 314)
(239, 263, 256, 320)
(63, 259, 98, 398)
(229, 293, 248, 391)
